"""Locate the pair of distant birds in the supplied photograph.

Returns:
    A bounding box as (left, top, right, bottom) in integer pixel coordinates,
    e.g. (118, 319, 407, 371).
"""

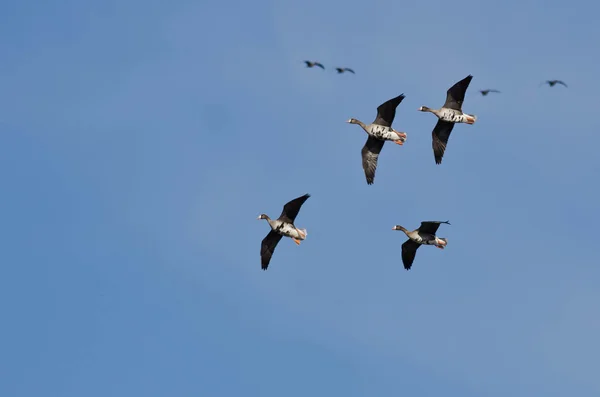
(305, 60, 354, 74)
(257, 194, 450, 271)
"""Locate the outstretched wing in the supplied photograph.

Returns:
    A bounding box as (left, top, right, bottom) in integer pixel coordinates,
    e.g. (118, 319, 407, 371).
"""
(401, 239, 421, 270)
(488, 89, 501, 93)
(432, 120, 455, 164)
(361, 136, 385, 185)
(556, 80, 568, 87)
(279, 194, 311, 224)
(373, 94, 405, 127)
(345, 68, 355, 74)
(444, 75, 473, 110)
(315, 62, 325, 69)
(418, 220, 450, 235)
(261, 230, 283, 270)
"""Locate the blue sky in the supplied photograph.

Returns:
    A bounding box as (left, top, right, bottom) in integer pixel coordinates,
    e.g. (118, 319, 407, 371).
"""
(1, 0, 599, 396)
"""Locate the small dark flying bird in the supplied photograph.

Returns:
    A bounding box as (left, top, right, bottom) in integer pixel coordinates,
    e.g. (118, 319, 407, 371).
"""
(479, 89, 501, 96)
(335, 67, 355, 74)
(257, 194, 310, 270)
(304, 61, 325, 69)
(542, 80, 567, 87)
(392, 221, 451, 270)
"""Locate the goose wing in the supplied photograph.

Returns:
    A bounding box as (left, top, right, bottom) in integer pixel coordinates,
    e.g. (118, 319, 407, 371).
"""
(556, 80, 568, 87)
(361, 136, 385, 185)
(314, 62, 325, 69)
(373, 94, 405, 127)
(401, 239, 421, 270)
(344, 68, 355, 74)
(418, 220, 450, 235)
(444, 75, 473, 111)
(260, 230, 283, 270)
(431, 120, 455, 164)
(279, 194, 310, 224)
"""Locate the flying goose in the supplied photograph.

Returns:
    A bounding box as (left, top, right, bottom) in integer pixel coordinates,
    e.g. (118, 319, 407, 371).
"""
(257, 194, 310, 270)
(418, 75, 477, 164)
(479, 89, 500, 96)
(335, 67, 355, 74)
(542, 80, 567, 87)
(304, 61, 325, 69)
(347, 94, 408, 185)
(392, 221, 450, 270)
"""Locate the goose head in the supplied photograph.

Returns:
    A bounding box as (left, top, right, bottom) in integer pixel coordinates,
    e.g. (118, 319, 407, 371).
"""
(347, 118, 359, 124)
(257, 214, 270, 221)
(392, 225, 409, 233)
(418, 106, 432, 112)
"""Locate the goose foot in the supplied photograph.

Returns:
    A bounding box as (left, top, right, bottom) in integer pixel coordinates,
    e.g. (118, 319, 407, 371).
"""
(435, 245, 445, 249)
(293, 238, 301, 245)
(465, 117, 476, 125)
(394, 140, 404, 146)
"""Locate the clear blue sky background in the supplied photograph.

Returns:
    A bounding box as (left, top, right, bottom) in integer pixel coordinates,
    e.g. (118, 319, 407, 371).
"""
(1, 0, 599, 396)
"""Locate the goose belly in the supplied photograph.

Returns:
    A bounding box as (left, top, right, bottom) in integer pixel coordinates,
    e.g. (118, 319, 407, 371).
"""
(276, 223, 304, 239)
(368, 124, 397, 140)
(439, 109, 464, 123)
(412, 234, 435, 245)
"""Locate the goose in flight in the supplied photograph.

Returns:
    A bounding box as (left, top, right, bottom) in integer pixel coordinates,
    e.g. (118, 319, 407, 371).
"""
(347, 94, 408, 185)
(418, 75, 477, 164)
(258, 194, 310, 270)
(335, 67, 355, 74)
(542, 80, 567, 87)
(304, 61, 325, 69)
(392, 221, 451, 270)
(479, 89, 500, 96)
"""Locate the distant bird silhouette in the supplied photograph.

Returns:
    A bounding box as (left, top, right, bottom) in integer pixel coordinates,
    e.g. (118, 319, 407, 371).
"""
(542, 80, 567, 88)
(304, 61, 325, 69)
(479, 89, 501, 96)
(335, 67, 355, 74)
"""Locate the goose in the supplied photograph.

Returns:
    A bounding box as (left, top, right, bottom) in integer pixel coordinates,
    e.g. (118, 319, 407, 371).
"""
(257, 194, 310, 270)
(479, 89, 500, 96)
(304, 61, 325, 69)
(392, 221, 450, 270)
(335, 67, 355, 74)
(418, 75, 477, 164)
(347, 94, 408, 185)
(542, 80, 567, 88)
